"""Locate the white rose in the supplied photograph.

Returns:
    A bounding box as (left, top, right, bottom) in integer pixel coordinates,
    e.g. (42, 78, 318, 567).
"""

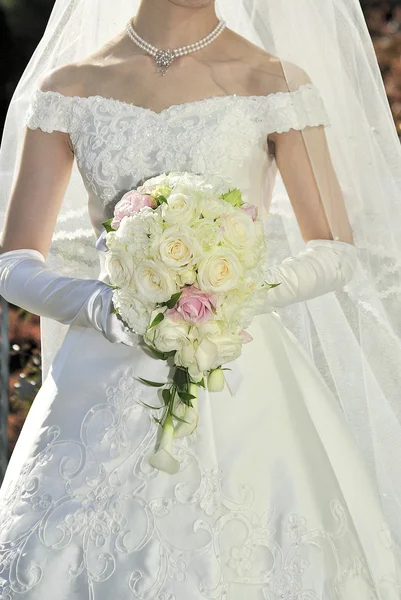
(105, 247, 135, 288)
(175, 341, 196, 368)
(161, 192, 199, 225)
(159, 225, 202, 272)
(210, 331, 243, 367)
(139, 173, 170, 193)
(133, 259, 177, 303)
(197, 248, 243, 293)
(174, 342, 205, 382)
(194, 337, 218, 372)
(145, 317, 190, 353)
(200, 197, 235, 220)
(112, 288, 152, 335)
(193, 320, 222, 340)
(220, 211, 256, 252)
(215, 289, 248, 327)
(193, 219, 222, 251)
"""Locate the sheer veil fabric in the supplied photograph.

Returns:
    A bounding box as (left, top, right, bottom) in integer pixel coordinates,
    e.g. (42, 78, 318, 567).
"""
(1, 0, 401, 562)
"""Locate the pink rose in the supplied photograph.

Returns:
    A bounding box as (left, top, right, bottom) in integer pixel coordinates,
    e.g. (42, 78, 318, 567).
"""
(242, 203, 258, 222)
(111, 191, 156, 229)
(168, 286, 216, 325)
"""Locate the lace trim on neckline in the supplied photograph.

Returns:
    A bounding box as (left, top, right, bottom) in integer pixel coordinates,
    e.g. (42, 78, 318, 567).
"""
(35, 83, 316, 117)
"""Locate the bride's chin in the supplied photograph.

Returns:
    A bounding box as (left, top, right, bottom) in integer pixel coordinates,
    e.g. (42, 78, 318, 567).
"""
(167, 0, 215, 7)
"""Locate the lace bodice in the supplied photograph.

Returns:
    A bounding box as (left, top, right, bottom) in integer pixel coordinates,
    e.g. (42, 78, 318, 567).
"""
(25, 83, 329, 236)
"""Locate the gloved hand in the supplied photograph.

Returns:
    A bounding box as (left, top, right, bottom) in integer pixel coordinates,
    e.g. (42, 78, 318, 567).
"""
(0, 248, 138, 346)
(262, 238, 358, 311)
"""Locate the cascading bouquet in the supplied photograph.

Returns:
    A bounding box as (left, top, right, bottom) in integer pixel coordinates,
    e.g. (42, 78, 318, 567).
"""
(101, 172, 279, 474)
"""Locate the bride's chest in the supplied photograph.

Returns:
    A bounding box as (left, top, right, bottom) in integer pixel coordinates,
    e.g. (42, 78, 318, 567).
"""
(68, 95, 274, 207)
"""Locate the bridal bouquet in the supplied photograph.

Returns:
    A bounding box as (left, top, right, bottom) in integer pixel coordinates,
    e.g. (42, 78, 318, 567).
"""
(102, 172, 278, 474)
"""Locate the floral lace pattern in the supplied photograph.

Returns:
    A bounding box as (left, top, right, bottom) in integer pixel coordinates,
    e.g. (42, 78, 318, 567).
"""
(24, 84, 330, 213)
(0, 363, 398, 600)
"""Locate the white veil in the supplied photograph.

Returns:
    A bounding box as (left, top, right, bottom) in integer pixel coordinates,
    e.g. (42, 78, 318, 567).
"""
(1, 0, 401, 560)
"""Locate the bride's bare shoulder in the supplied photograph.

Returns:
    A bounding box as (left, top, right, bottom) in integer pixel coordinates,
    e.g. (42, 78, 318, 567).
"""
(38, 33, 127, 97)
(222, 29, 311, 95)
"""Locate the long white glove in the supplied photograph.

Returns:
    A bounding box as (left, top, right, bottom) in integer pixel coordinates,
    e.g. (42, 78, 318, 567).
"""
(0, 248, 137, 346)
(262, 238, 358, 311)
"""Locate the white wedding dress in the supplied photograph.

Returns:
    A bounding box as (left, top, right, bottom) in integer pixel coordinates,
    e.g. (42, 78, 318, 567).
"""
(0, 83, 400, 600)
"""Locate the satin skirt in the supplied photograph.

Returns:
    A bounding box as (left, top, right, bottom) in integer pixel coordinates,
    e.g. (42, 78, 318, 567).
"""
(0, 311, 400, 600)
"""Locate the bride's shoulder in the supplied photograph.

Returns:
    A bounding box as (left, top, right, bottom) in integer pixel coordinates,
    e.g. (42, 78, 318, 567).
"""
(38, 34, 126, 97)
(38, 61, 108, 98)
(223, 29, 311, 96)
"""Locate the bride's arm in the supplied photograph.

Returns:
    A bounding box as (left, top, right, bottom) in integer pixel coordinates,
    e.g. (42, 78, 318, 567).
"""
(261, 124, 358, 310)
(0, 120, 136, 345)
(268, 124, 354, 244)
(1, 127, 73, 255)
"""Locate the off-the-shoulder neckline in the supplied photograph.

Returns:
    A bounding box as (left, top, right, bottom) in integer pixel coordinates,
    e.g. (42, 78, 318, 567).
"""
(34, 83, 315, 117)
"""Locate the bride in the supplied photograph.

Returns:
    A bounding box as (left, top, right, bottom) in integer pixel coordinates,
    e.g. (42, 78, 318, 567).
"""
(1, 0, 401, 598)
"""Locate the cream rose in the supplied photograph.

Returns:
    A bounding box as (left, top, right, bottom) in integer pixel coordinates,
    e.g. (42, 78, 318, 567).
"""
(197, 248, 243, 293)
(105, 247, 135, 288)
(215, 289, 248, 327)
(112, 288, 152, 335)
(161, 192, 199, 225)
(133, 259, 177, 303)
(193, 218, 222, 251)
(210, 331, 243, 367)
(220, 211, 256, 252)
(145, 317, 190, 353)
(200, 197, 235, 220)
(159, 225, 202, 272)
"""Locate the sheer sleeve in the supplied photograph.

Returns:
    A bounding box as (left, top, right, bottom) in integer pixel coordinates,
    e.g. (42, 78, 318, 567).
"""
(25, 89, 74, 134)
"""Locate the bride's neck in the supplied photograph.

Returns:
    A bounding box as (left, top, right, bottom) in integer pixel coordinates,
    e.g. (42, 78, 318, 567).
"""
(133, 0, 219, 49)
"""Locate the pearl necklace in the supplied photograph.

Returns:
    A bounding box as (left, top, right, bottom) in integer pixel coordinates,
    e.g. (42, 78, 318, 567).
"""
(125, 19, 226, 75)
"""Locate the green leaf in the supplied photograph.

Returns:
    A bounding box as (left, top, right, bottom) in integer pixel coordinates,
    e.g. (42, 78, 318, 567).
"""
(219, 188, 243, 207)
(140, 401, 164, 410)
(137, 377, 166, 388)
(149, 312, 165, 329)
(102, 218, 115, 233)
(173, 367, 188, 387)
(146, 346, 168, 360)
(265, 281, 281, 289)
(177, 391, 197, 403)
(103, 282, 119, 289)
(162, 388, 172, 406)
(113, 309, 119, 315)
(165, 291, 182, 309)
(156, 194, 168, 205)
(197, 378, 206, 389)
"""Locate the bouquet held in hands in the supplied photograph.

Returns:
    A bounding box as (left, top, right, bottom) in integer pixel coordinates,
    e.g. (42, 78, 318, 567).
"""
(101, 172, 279, 474)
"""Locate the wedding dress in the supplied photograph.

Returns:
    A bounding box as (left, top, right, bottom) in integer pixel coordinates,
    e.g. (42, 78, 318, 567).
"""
(0, 82, 400, 600)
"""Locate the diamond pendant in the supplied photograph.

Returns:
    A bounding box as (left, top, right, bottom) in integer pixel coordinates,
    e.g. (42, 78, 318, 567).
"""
(155, 50, 176, 75)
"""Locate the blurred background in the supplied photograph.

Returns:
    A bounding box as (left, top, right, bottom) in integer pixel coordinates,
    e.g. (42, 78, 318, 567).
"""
(0, 0, 401, 468)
